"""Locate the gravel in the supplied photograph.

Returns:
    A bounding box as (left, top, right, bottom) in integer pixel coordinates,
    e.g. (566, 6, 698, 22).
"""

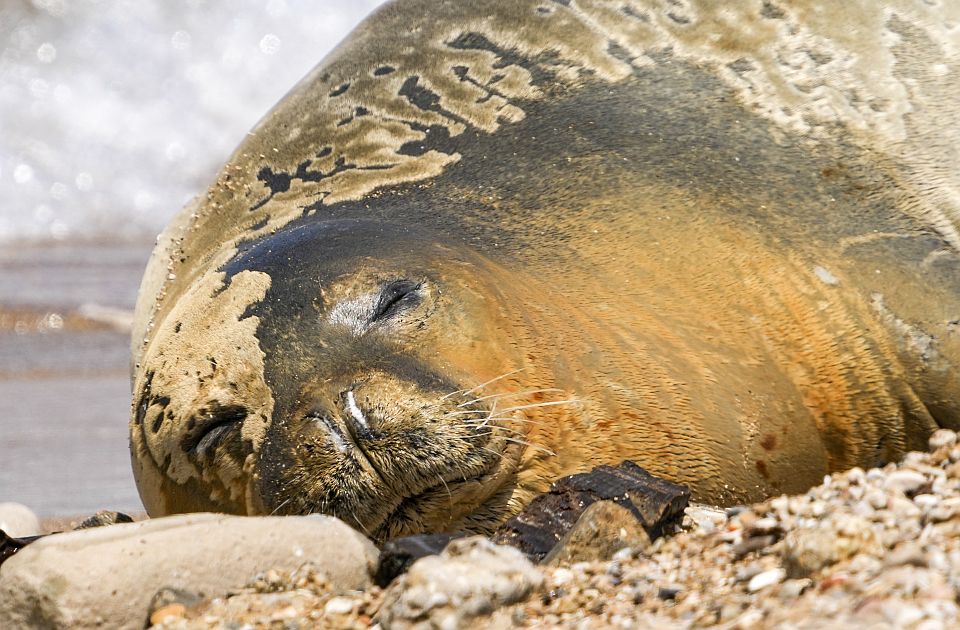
(144, 428, 960, 628)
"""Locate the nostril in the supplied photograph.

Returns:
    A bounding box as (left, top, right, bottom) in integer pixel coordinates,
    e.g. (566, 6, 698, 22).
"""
(344, 390, 370, 432)
(307, 412, 351, 453)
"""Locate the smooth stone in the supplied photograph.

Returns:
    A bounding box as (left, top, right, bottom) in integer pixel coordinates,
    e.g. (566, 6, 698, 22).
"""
(781, 514, 881, 578)
(0, 502, 40, 538)
(0, 513, 378, 630)
(378, 536, 543, 629)
(747, 568, 785, 592)
(884, 470, 929, 495)
(543, 501, 651, 566)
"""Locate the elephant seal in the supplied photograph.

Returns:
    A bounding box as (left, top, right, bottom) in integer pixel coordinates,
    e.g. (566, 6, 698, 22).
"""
(130, 0, 960, 541)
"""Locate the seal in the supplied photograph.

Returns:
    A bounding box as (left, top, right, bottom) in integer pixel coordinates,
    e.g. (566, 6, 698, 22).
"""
(130, 0, 960, 541)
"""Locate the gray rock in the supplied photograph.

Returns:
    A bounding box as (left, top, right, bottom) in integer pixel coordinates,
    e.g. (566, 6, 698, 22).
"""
(75, 510, 134, 529)
(378, 536, 543, 629)
(781, 514, 882, 578)
(543, 501, 651, 566)
(0, 513, 377, 630)
(0, 502, 40, 537)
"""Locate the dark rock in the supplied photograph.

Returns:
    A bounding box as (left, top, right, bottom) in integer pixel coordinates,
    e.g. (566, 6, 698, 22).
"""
(76, 510, 135, 529)
(0, 529, 42, 568)
(492, 461, 689, 561)
(374, 532, 465, 587)
(731, 534, 777, 560)
(657, 586, 683, 600)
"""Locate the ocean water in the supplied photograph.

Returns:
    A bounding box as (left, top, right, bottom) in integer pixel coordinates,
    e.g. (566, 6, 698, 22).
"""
(0, 0, 386, 516)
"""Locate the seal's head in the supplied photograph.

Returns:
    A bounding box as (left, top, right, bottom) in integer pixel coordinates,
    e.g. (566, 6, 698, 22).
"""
(132, 219, 546, 540)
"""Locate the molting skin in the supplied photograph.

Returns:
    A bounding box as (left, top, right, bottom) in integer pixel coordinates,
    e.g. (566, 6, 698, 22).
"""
(131, 0, 960, 541)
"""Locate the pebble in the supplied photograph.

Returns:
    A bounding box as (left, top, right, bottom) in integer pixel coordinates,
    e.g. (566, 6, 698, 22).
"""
(885, 470, 928, 495)
(149, 603, 186, 625)
(929, 430, 957, 451)
(747, 568, 785, 592)
(61, 428, 960, 629)
(323, 596, 354, 615)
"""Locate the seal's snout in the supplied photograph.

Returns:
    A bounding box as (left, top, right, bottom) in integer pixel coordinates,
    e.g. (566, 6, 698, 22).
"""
(301, 389, 381, 458)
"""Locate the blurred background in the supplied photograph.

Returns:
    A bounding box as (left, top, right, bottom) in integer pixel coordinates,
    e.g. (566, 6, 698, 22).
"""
(0, 0, 386, 516)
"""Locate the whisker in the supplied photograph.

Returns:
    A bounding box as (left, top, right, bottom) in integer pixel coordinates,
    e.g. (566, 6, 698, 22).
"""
(456, 388, 564, 408)
(269, 496, 293, 516)
(494, 399, 580, 414)
(439, 368, 526, 401)
(497, 436, 557, 456)
(464, 415, 550, 427)
(463, 423, 528, 437)
(349, 511, 372, 537)
(437, 474, 453, 509)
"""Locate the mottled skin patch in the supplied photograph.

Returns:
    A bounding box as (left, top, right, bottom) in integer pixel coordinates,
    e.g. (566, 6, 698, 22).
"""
(132, 0, 959, 540)
(131, 270, 273, 514)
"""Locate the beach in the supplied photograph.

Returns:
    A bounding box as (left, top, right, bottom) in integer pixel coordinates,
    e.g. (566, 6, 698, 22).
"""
(0, 239, 149, 515)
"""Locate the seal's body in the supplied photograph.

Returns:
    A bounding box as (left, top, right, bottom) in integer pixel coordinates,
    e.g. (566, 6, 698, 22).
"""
(131, 0, 960, 540)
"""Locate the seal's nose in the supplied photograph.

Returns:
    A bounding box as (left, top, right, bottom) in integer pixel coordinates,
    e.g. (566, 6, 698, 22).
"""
(300, 388, 380, 453)
(341, 389, 376, 439)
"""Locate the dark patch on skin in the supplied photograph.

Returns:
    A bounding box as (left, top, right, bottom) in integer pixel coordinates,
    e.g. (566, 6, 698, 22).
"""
(250, 215, 270, 231)
(447, 32, 557, 87)
(622, 5, 649, 21)
(374, 65, 395, 76)
(755, 460, 769, 478)
(397, 123, 454, 157)
(805, 48, 833, 66)
(133, 370, 172, 435)
(667, 12, 691, 25)
(251, 156, 396, 213)
(134, 371, 156, 428)
(728, 58, 754, 75)
(606, 41, 635, 66)
(256, 166, 292, 196)
(760, 1, 787, 20)
(317, 146, 333, 158)
(399, 76, 442, 111)
(450, 65, 510, 106)
(173, 321, 182, 333)
(760, 434, 777, 450)
(330, 82, 350, 97)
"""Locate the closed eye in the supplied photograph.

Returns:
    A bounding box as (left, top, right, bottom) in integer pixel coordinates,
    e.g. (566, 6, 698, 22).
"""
(370, 279, 423, 322)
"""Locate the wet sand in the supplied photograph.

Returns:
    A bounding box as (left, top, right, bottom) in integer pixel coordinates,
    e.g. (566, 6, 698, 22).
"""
(0, 239, 151, 516)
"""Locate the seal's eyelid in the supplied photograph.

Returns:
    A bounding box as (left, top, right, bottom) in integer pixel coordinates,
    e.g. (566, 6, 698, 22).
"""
(370, 279, 424, 322)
